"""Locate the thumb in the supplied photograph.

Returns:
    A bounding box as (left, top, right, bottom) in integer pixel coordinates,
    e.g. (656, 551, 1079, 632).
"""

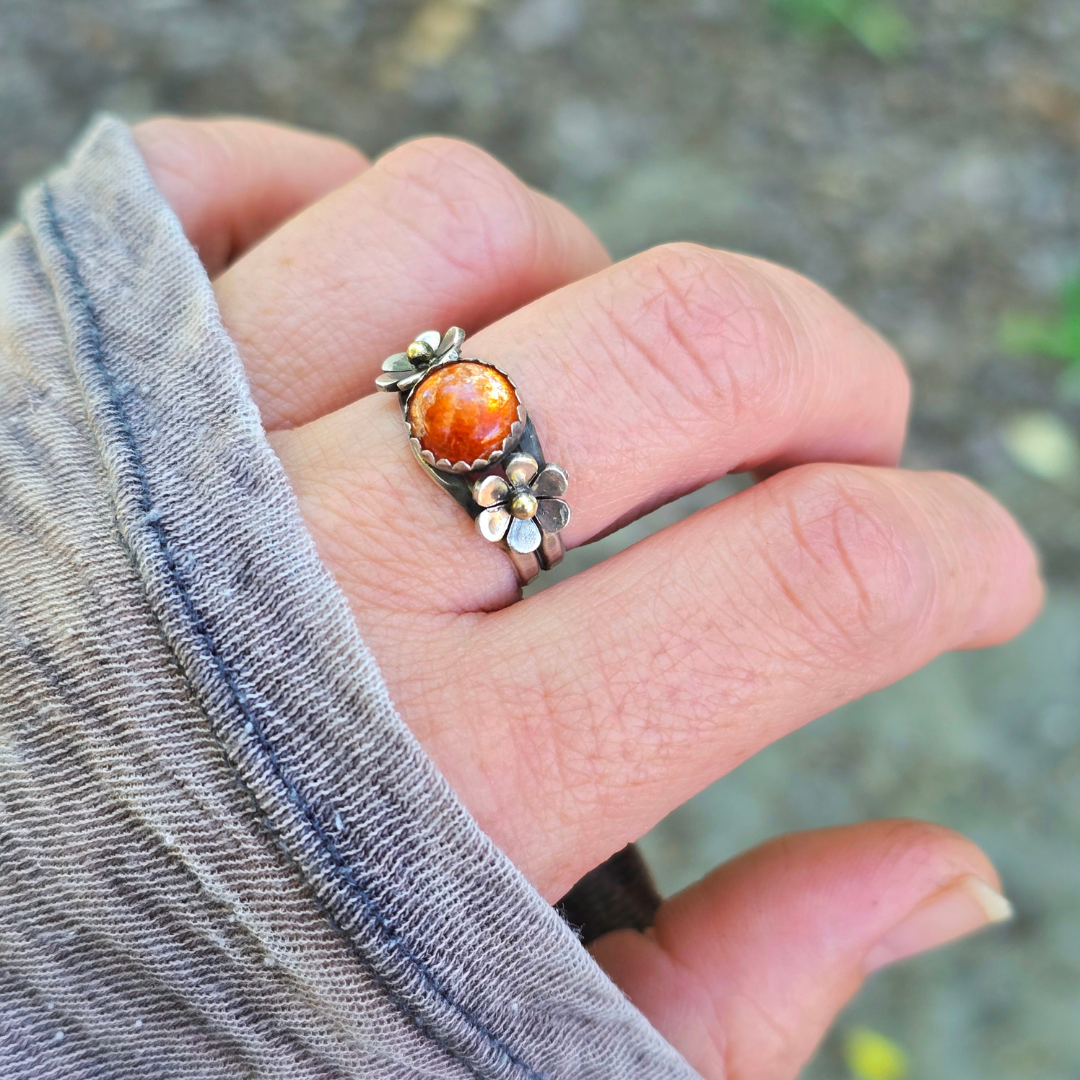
(590, 820, 1013, 1080)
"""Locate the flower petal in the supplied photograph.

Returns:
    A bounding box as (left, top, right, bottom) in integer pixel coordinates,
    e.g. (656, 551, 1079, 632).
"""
(535, 497, 570, 533)
(507, 516, 542, 553)
(473, 474, 510, 507)
(505, 453, 538, 486)
(397, 370, 424, 392)
(416, 329, 442, 350)
(477, 506, 511, 543)
(531, 463, 568, 498)
(382, 352, 412, 372)
(375, 371, 405, 392)
(437, 326, 466, 356)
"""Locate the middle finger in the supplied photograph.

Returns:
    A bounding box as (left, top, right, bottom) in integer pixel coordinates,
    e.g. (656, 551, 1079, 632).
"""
(215, 136, 609, 429)
(276, 240, 911, 616)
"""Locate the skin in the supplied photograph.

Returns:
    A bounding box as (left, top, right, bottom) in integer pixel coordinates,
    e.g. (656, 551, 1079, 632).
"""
(134, 117, 1045, 1080)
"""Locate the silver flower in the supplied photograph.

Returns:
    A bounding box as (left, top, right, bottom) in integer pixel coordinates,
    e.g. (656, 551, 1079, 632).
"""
(375, 327, 466, 393)
(472, 453, 570, 554)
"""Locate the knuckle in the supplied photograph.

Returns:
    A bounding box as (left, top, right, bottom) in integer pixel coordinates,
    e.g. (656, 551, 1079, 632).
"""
(383, 135, 507, 190)
(136, 117, 262, 176)
(870, 818, 994, 892)
(592, 243, 911, 461)
(377, 137, 539, 273)
(878, 819, 958, 867)
(131, 115, 188, 144)
(132, 117, 219, 187)
(757, 464, 936, 656)
(599, 242, 803, 431)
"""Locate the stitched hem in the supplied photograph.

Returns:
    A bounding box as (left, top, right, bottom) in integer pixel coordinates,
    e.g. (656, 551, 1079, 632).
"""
(38, 183, 549, 1080)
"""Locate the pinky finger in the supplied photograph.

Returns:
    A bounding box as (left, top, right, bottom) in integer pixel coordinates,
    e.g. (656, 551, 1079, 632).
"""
(133, 116, 368, 274)
(589, 820, 1014, 1080)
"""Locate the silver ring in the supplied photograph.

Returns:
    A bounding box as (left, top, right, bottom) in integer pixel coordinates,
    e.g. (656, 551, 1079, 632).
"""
(376, 328, 570, 586)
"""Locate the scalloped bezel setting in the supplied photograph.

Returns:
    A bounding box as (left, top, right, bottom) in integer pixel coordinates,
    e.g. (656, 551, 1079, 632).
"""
(404, 358, 527, 474)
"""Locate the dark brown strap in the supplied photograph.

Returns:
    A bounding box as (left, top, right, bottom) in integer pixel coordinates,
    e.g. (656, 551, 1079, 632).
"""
(555, 844, 662, 945)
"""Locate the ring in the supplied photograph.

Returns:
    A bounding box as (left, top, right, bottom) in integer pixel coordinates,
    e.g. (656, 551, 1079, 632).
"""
(376, 328, 571, 585)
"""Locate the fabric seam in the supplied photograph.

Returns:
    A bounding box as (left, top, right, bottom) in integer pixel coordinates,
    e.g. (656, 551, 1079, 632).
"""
(39, 184, 549, 1080)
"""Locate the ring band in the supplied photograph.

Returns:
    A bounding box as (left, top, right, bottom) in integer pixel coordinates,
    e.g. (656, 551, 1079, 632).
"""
(376, 328, 570, 586)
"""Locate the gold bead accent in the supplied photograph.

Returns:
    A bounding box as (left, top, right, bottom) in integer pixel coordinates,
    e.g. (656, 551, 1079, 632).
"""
(509, 491, 538, 520)
(407, 339, 434, 362)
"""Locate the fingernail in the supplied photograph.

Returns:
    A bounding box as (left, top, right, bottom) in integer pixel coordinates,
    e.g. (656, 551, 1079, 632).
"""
(863, 874, 1013, 973)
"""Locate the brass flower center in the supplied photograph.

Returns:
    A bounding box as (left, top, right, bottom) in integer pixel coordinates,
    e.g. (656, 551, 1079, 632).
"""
(509, 491, 538, 519)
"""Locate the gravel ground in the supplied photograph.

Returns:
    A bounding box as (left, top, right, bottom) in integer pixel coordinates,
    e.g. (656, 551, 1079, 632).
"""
(3, 1, 1079, 1076)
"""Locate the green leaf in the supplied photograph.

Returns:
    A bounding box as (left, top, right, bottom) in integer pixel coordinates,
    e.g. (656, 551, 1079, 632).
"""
(770, 0, 849, 32)
(1060, 273, 1080, 313)
(845, 2, 912, 59)
(769, 0, 913, 59)
(1000, 274, 1080, 367)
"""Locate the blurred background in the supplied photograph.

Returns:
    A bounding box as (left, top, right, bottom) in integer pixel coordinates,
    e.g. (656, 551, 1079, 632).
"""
(2, 1, 1078, 1076)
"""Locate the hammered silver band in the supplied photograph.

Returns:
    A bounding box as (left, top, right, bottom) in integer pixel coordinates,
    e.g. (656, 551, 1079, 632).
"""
(376, 328, 569, 586)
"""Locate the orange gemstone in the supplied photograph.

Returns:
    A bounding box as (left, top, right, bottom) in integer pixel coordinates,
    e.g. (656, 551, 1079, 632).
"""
(407, 361, 520, 466)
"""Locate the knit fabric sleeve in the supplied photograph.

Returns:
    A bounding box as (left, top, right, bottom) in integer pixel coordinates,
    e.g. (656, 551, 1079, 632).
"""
(0, 115, 699, 1080)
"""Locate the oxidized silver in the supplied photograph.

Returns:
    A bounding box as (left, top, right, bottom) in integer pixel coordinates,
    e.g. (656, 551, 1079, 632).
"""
(377, 327, 570, 585)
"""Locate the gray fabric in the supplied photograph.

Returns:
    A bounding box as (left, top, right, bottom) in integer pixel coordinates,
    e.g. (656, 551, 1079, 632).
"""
(0, 116, 699, 1079)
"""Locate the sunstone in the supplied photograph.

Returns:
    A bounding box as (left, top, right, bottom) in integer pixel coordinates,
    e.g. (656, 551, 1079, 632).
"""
(406, 360, 519, 467)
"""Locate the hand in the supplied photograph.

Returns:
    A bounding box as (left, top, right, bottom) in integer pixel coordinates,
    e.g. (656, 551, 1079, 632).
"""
(135, 117, 1043, 1080)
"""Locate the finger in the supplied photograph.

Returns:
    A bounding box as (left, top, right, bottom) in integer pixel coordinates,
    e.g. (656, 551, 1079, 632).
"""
(410, 464, 1042, 896)
(277, 243, 911, 616)
(215, 136, 610, 429)
(590, 821, 1013, 1080)
(133, 116, 368, 275)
